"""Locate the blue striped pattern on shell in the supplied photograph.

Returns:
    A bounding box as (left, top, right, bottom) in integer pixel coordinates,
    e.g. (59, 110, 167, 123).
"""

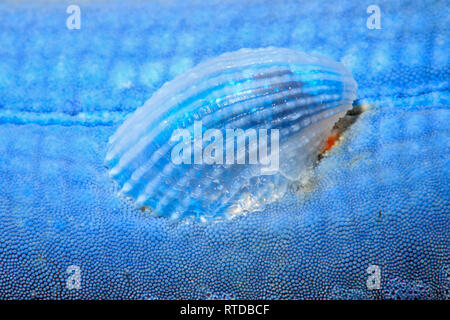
(105, 47, 357, 220)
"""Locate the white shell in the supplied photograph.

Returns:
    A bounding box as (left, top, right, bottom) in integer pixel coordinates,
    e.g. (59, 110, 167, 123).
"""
(106, 47, 357, 220)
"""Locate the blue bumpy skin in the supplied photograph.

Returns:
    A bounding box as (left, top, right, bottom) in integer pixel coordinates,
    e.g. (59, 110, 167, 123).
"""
(0, 0, 448, 299)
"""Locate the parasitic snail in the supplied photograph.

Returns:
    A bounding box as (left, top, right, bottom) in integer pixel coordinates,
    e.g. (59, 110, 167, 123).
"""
(105, 47, 357, 221)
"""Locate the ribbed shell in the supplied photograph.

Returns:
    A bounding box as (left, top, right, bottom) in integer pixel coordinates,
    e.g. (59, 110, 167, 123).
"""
(106, 47, 357, 221)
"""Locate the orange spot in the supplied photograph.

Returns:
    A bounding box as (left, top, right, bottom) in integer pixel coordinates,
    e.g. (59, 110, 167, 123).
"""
(324, 133, 339, 152)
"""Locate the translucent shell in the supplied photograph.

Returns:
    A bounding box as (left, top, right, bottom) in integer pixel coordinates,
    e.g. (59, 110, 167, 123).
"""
(105, 47, 357, 221)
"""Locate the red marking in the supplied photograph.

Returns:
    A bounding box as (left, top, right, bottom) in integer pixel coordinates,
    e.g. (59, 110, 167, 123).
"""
(323, 133, 339, 152)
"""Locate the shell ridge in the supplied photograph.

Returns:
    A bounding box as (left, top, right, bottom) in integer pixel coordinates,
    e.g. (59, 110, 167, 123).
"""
(107, 62, 346, 158)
